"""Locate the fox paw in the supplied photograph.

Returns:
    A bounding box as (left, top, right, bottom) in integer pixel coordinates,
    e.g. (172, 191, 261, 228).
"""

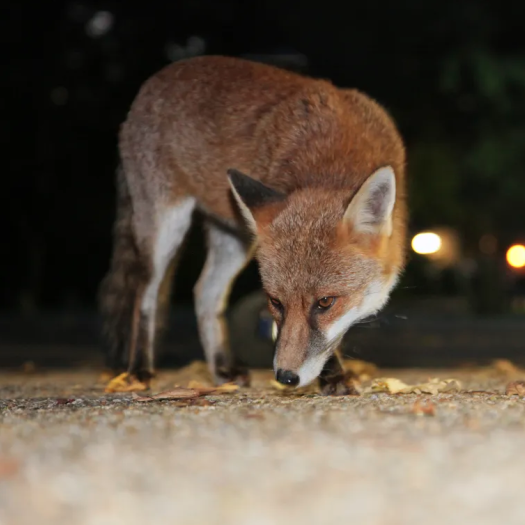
(319, 375, 359, 396)
(215, 365, 251, 387)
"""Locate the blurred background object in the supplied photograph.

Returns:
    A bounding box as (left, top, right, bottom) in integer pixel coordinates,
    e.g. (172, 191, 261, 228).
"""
(3, 0, 525, 368)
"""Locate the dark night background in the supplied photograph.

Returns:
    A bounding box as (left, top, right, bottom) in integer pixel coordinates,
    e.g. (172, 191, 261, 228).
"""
(3, 0, 525, 366)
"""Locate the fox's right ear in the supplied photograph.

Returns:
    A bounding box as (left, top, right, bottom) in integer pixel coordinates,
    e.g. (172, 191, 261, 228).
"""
(227, 169, 287, 233)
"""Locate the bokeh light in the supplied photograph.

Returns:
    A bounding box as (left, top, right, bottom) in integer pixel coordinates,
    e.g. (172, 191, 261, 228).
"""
(411, 232, 442, 255)
(506, 245, 525, 268)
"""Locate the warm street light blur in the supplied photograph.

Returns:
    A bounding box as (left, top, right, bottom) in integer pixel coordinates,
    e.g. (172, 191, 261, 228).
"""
(506, 245, 525, 269)
(411, 232, 442, 254)
(410, 229, 461, 268)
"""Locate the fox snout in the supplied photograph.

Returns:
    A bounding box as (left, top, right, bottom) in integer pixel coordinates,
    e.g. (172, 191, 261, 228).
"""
(273, 343, 333, 388)
(271, 321, 302, 386)
(272, 320, 334, 388)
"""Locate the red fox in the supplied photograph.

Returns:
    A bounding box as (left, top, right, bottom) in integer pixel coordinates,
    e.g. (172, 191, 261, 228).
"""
(99, 55, 407, 394)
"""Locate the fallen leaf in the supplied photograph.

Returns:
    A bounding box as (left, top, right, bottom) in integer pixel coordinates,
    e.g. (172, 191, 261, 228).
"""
(384, 378, 410, 394)
(269, 379, 299, 392)
(411, 400, 436, 416)
(132, 388, 201, 402)
(214, 382, 240, 393)
(492, 359, 520, 376)
(505, 380, 525, 396)
(132, 382, 239, 402)
(363, 377, 461, 395)
(176, 360, 213, 382)
(105, 373, 149, 393)
(366, 378, 410, 394)
(409, 378, 461, 395)
(478, 359, 522, 378)
(187, 380, 239, 394)
(269, 380, 289, 391)
(343, 359, 378, 380)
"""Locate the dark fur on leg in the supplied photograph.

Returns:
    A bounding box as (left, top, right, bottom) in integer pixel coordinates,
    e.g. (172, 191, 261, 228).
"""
(214, 354, 251, 387)
(318, 352, 359, 396)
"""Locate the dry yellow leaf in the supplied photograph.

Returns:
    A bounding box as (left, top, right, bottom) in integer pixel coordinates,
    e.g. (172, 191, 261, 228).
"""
(104, 372, 149, 393)
(187, 380, 239, 394)
(267, 380, 315, 395)
(214, 382, 240, 393)
(492, 359, 520, 376)
(343, 359, 378, 379)
(269, 380, 291, 391)
(367, 378, 409, 394)
(177, 361, 213, 381)
(363, 377, 461, 395)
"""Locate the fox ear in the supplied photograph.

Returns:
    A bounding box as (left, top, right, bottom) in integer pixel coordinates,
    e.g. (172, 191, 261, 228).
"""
(343, 166, 396, 236)
(227, 168, 287, 233)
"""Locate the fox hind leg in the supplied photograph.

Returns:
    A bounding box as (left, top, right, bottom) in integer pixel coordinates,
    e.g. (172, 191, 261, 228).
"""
(194, 221, 254, 386)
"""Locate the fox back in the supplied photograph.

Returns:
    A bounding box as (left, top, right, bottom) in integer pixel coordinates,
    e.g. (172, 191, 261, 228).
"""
(102, 55, 407, 389)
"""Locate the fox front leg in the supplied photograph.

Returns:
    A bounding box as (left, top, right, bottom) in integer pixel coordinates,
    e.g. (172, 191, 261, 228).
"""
(318, 350, 359, 396)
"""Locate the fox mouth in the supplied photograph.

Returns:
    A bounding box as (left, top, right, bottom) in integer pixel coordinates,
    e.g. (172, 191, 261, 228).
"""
(295, 348, 332, 387)
(294, 332, 346, 387)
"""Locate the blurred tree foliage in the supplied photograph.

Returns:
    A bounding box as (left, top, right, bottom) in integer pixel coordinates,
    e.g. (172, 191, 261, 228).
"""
(414, 44, 525, 242)
(3, 0, 525, 311)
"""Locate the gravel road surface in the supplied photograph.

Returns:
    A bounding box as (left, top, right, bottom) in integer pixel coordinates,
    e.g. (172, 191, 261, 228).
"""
(0, 362, 524, 525)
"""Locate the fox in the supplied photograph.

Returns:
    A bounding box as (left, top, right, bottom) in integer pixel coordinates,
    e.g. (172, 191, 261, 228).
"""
(98, 55, 407, 395)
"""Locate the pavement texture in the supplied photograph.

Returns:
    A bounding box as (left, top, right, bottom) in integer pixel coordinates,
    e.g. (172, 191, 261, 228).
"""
(1, 361, 525, 525)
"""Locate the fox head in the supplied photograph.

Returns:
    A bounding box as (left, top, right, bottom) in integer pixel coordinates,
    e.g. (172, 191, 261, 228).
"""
(228, 166, 403, 387)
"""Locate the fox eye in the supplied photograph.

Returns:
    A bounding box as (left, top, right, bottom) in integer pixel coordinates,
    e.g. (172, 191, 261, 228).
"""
(268, 296, 283, 309)
(317, 296, 335, 310)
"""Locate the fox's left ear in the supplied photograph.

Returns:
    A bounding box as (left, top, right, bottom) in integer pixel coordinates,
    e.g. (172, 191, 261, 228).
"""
(343, 166, 396, 236)
(227, 168, 287, 233)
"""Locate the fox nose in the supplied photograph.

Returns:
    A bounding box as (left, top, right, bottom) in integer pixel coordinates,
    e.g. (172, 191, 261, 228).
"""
(276, 369, 300, 386)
